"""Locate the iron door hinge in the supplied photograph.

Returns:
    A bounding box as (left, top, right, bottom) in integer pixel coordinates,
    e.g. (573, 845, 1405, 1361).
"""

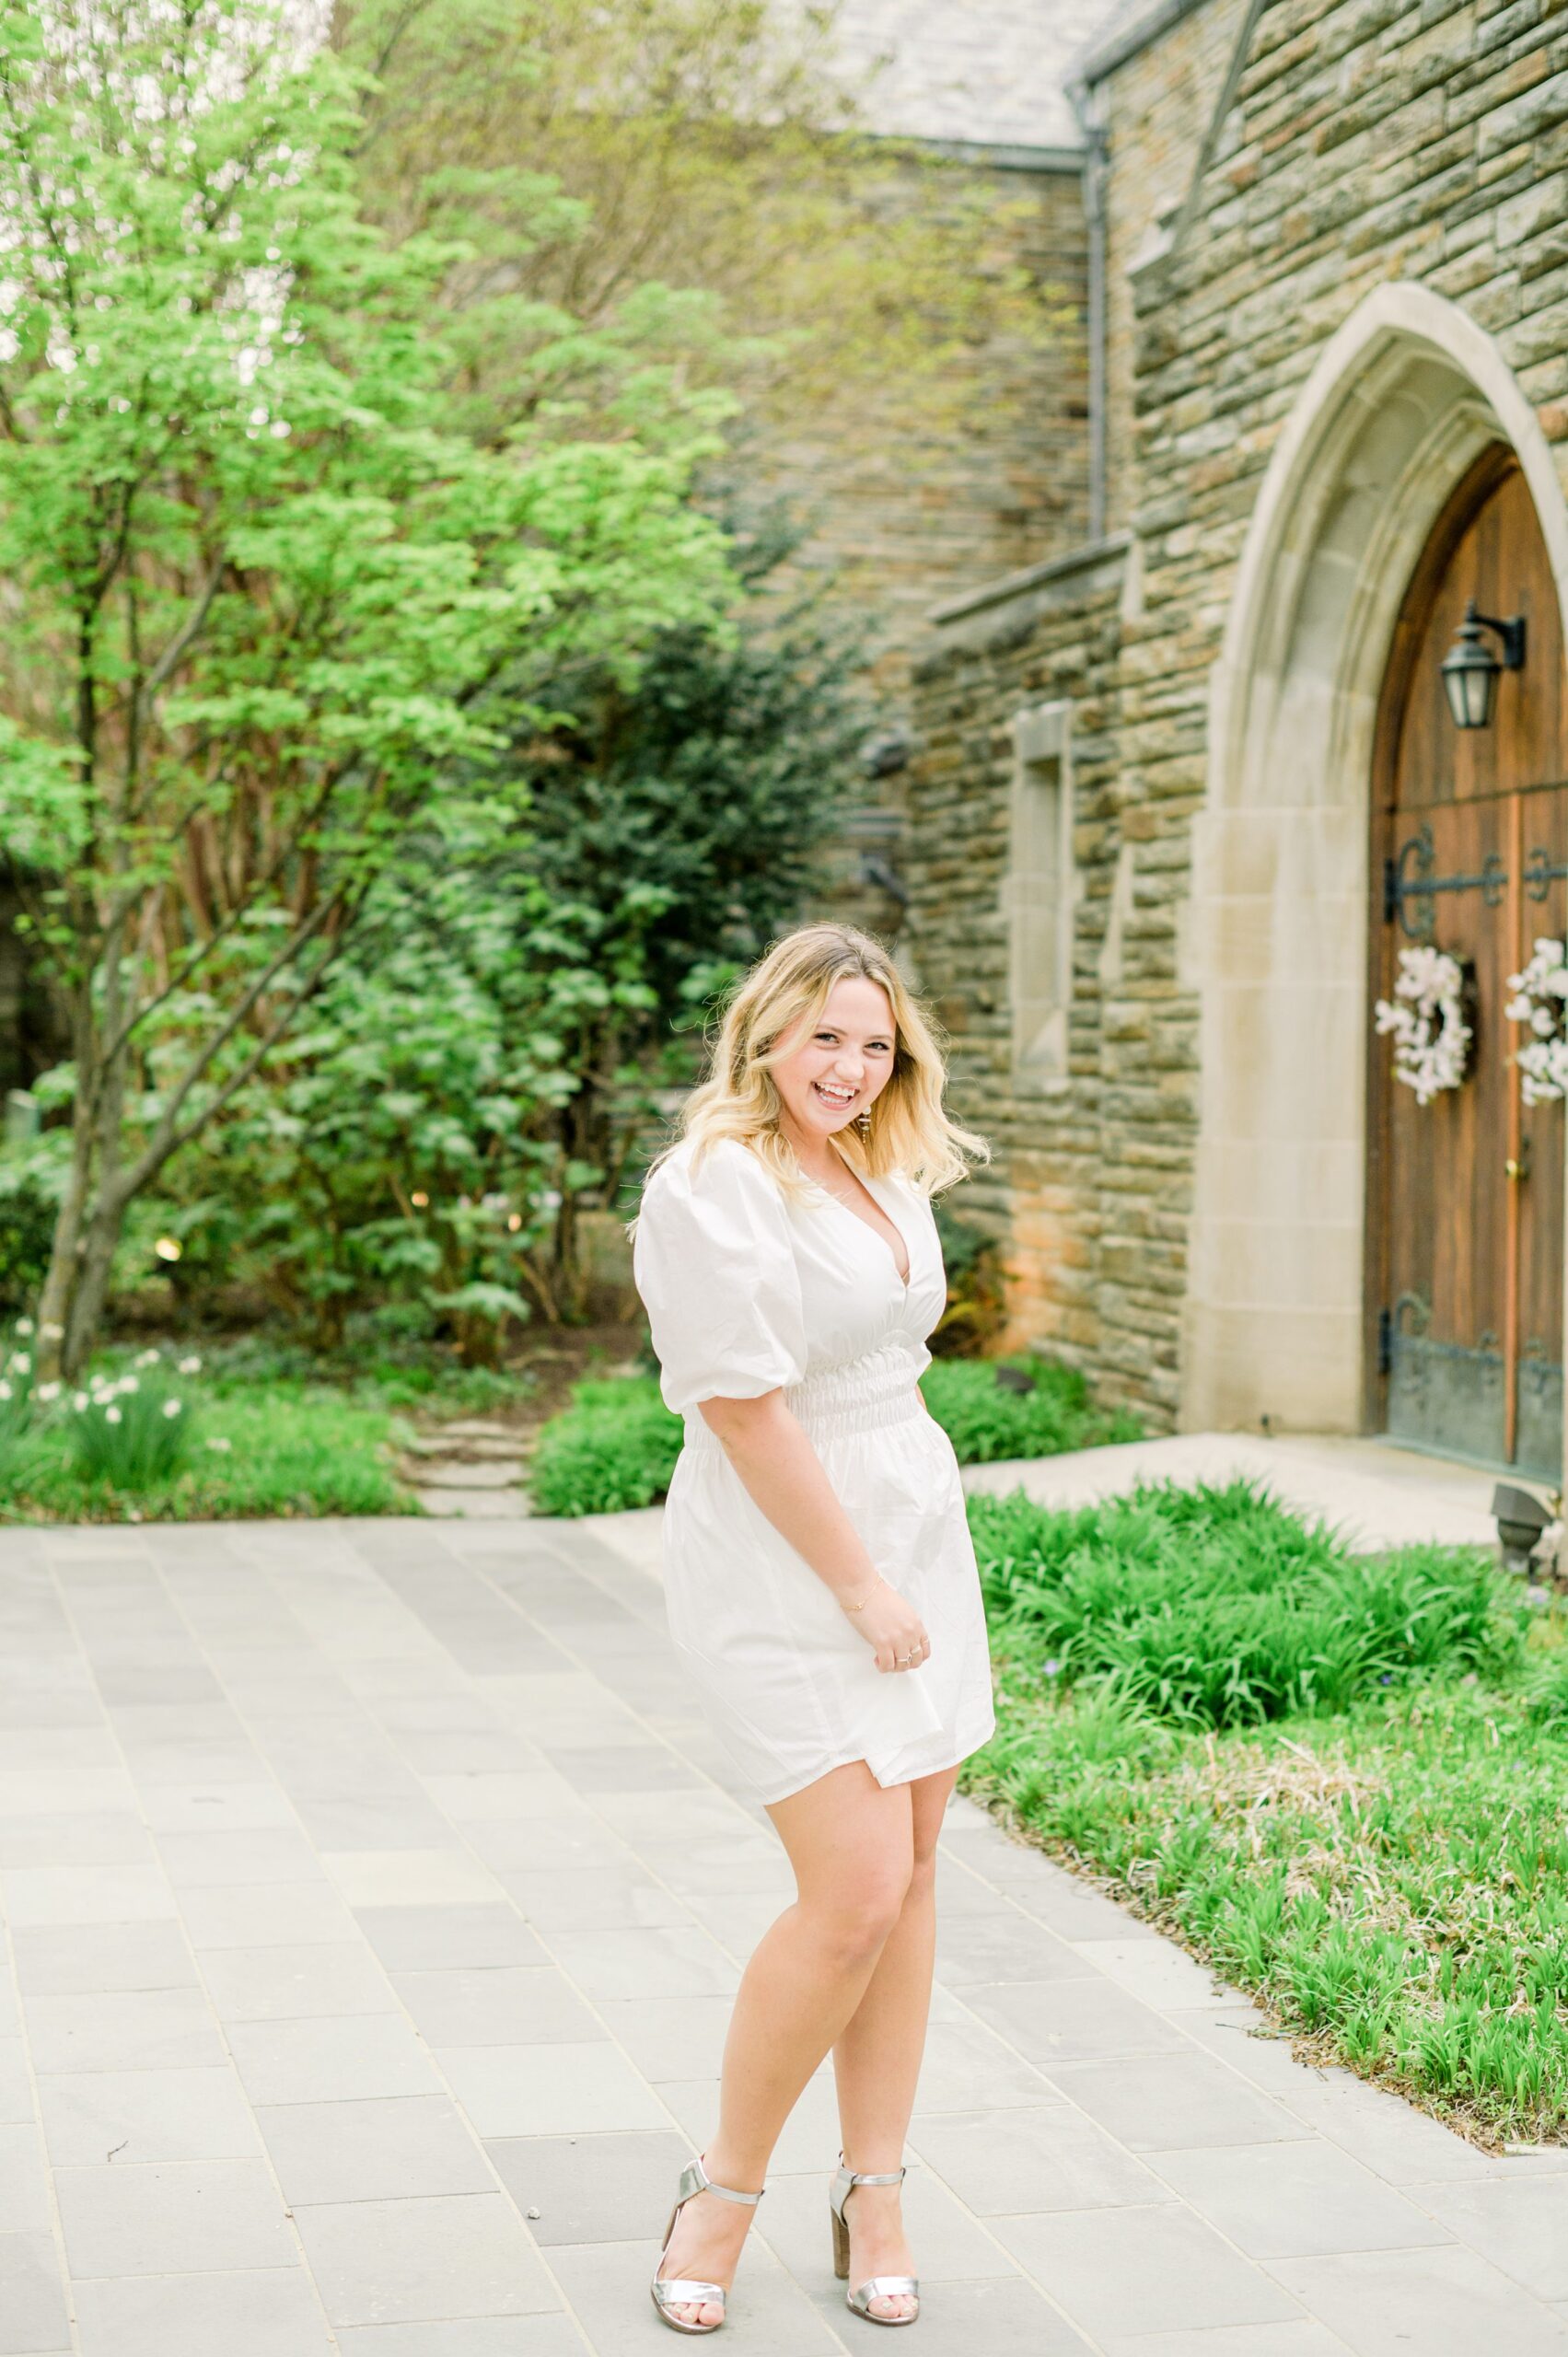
(1377, 1306, 1392, 1377)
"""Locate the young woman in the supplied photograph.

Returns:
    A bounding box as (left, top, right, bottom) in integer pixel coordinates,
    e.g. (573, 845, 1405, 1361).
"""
(632, 923, 994, 2335)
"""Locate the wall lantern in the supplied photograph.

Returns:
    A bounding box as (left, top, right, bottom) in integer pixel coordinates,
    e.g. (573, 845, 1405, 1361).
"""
(1441, 598, 1527, 729)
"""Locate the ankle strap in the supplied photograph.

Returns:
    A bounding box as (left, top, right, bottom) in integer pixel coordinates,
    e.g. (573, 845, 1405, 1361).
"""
(688, 2153, 765, 2207)
(839, 2155, 907, 2187)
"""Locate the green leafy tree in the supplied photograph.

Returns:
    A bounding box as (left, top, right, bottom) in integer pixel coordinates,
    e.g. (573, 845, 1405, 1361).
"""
(149, 506, 872, 1334)
(0, 0, 735, 1377)
(511, 504, 871, 1300)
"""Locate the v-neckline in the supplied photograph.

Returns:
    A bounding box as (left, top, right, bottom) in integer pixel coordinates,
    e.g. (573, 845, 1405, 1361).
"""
(817, 1161, 912, 1294)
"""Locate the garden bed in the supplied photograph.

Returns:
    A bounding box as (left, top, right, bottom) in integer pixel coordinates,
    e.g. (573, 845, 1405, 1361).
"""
(0, 1320, 649, 1525)
(959, 1478, 1568, 2149)
(0, 1377, 414, 1524)
(528, 1353, 1140, 1517)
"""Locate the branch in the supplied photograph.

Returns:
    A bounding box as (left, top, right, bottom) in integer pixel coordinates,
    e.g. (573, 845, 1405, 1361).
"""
(140, 555, 226, 706)
(113, 891, 341, 1185)
(99, 760, 349, 1052)
(116, 933, 345, 1202)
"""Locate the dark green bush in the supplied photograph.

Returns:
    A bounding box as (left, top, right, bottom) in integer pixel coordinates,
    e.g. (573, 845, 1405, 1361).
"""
(919, 1354, 1141, 1464)
(529, 1377, 683, 1516)
(0, 1165, 56, 1314)
(970, 1478, 1524, 1729)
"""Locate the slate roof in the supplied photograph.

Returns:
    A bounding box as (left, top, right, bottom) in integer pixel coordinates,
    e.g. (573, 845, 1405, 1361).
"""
(823, 0, 1133, 151)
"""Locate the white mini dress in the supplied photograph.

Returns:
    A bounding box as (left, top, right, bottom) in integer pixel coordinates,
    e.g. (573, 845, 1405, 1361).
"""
(633, 1135, 996, 1805)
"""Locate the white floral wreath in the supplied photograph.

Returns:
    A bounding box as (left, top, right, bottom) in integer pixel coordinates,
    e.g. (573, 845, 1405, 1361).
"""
(1374, 946, 1472, 1105)
(1505, 936, 1568, 1104)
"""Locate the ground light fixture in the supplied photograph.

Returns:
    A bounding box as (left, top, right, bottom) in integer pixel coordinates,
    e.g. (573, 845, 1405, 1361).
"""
(1493, 1480, 1552, 1573)
(1441, 598, 1527, 729)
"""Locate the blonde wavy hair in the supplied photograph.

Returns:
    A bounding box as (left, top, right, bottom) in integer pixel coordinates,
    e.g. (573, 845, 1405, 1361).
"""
(660, 923, 988, 1199)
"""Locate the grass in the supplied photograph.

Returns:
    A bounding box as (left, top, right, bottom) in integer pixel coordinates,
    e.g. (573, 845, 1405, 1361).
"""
(528, 1353, 1140, 1516)
(961, 1478, 1568, 2147)
(0, 1319, 558, 1524)
(0, 1380, 412, 1523)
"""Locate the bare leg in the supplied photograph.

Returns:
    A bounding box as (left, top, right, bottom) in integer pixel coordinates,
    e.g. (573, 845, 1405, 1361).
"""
(654, 1760, 914, 2328)
(830, 1764, 959, 2321)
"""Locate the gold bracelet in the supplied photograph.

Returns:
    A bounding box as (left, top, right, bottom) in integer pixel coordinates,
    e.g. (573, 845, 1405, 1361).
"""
(842, 1575, 883, 1613)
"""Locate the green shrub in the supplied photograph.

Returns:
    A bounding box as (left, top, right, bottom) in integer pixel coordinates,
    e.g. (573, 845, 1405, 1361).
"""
(0, 1169, 55, 1315)
(920, 1354, 1141, 1464)
(197, 1331, 534, 1418)
(529, 1376, 683, 1516)
(969, 1479, 1523, 1729)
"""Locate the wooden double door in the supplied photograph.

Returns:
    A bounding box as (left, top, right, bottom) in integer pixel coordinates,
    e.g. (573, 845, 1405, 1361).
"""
(1368, 449, 1568, 1481)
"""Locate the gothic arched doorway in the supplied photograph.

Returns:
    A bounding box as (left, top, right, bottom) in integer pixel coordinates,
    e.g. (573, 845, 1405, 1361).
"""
(1367, 446, 1568, 1478)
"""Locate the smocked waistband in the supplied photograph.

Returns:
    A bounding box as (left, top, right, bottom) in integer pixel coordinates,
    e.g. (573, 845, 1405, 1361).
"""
(682, 1341, 923, 1453)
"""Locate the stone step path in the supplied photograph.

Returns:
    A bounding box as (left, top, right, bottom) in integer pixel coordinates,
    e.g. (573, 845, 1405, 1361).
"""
(401, 1419, 531, 1519)
(1, 1505, 1566, 2356)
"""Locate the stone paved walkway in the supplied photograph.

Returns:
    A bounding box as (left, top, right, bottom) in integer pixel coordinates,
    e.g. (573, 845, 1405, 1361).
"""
(3, 1509, 1568, 2356)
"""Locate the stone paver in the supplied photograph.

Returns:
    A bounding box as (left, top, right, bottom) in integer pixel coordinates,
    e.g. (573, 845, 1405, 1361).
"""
(0, 1504, 1563, 2354)
(962, 1431, 1501, 1554)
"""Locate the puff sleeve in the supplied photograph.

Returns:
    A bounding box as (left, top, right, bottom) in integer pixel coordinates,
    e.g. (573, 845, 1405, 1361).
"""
(633, 1140, 808, 1413)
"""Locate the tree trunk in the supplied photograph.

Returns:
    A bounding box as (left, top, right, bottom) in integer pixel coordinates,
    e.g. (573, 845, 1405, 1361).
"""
(63, 1189, 126, 1380)
(34, 1104, 97, 1385)
(62, 1046, 131, 1378)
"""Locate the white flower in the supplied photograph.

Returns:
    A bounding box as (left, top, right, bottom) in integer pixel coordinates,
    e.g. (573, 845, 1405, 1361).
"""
(7, 1352, 29, 1374)
(105, 1405, 122, 1424)
(1374, 946, 1470, 1106)
(163, 1399, 182, 1419)
(135, 1348, 161, 1368)
(36, 1381, 60, 1403)
(118, 1376, 139, 1396)
(206, 1436, 233, 1453)
(0, 1382, 11, 1403)
(1505, 937, 1568, 1103)
(14, 1317, 32, 1336)
(178, 1355, 202, 1376)
(72, 1391, 87, 1412)
(41, 1322, 64, 1340)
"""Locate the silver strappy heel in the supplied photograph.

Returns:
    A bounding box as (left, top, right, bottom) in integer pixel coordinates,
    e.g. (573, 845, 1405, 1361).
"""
(650, 2151, 765, 2335)
(829, 2154, 921, 2326)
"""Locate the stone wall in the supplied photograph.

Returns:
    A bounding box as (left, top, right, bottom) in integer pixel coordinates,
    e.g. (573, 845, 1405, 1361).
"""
(908, 0, 1568, 1434)
(905, 540, 1173, 1414)
(1131, 0, 1568, 1431)
(749, 153, 1092, 705)
(1097, 0, 1250, 534)
(901, 12, 1228, 1431)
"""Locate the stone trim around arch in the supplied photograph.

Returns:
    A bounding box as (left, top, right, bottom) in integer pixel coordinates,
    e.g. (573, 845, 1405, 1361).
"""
(1182, 282, 1568, 1444)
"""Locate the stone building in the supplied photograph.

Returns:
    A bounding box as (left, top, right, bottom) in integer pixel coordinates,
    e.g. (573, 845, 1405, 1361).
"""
(899, 0, 1568, 1484)
(753, 2, 1127, 928)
